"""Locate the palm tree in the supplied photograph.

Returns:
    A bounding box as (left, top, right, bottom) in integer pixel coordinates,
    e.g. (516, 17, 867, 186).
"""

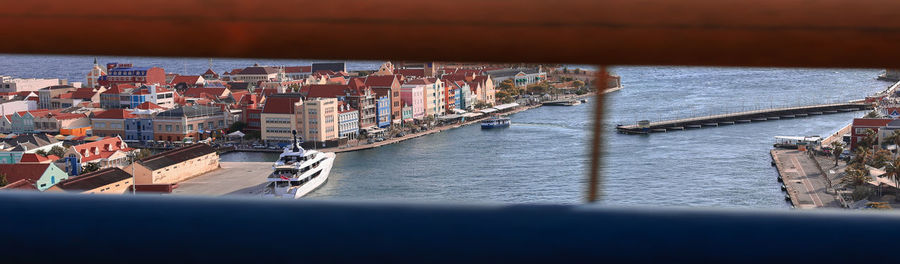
(844, 165, 871, 186)
(885, 157, 900, 188)
(884, 130, 900, 154)
(858, 129, 877, 150)
(831, 141, 844, 166)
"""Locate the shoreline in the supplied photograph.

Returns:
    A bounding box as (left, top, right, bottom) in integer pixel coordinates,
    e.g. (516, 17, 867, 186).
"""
(312, 103, 544, 154)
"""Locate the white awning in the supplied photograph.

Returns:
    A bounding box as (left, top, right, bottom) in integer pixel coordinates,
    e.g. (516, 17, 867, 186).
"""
(461, 112, 482, 118)
(493, 103, 519, 110)
(227, 131, 246, 138)
(438, 114, 462, 120)
(480, 108, 498, 114)
(451, 109, 467, 114)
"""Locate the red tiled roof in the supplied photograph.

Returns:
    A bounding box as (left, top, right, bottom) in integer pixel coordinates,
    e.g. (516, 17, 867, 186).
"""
(0, 164, 51, 185)
(303, 84, 349, 98)
(73, 137, 132, 163)
(136, 101, 165, 110)
(183, 88, 228, 98)
(71, 88, 98, 100)
(171, 75, 203, 85)
(852, 118, 894, 127)
(19, 153, 50, 163)
(16, 91, 35, 97)
(405, 78, 432, 85)
(203, 68, 218, 76)
(364, 75, 398, 87)
(395, 69, 425, 78)
(285, 66, 312, 73)
(0, 178, 39, 191)
(314, 70, 336, 76)
(94, 109, 136, 119)
(262, 97, 301, 114)
(57, 93, 74, 99)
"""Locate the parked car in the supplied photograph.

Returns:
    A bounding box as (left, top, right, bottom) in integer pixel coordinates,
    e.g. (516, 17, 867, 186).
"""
(367, 138, 375, 144)
(252, 144, 267, 149)
(267, 146, 279, 150)
(375, 137, 385, 142)
(223, 143, 234, 147)
(396, 132, 405, 137)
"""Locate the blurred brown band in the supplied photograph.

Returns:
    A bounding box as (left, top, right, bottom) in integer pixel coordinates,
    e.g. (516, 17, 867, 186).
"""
(1, 0, 898, 68)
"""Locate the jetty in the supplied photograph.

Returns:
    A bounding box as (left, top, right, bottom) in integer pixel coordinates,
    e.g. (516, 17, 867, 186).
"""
(616, 101, 872, 134)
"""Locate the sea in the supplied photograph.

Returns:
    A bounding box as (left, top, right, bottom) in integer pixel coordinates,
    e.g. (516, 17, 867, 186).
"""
(0, 54, 888, 207)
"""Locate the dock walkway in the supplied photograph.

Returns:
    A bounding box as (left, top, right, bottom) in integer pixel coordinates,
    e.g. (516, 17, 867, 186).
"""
(617, 102, 871, 134)
(771, 149, 841, 209)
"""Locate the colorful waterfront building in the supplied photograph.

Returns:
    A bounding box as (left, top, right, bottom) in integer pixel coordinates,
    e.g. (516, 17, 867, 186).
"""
(337, 101, 359, 139)
(375, 95, 391, 128)
(401, 104, 413, 122)
(400, 84, 425, 120)
(364, 74, 403, 122)
(260, 95, 303, 143)
(302, 79, 377, 130)
(485, 67, 546, 87)
(85, 58, 107, 88)
(33, 111, 90, 135)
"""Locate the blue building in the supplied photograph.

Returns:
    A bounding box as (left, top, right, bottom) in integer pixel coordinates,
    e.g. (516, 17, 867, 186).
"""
(124, 118, 154, 143)
(375, 95, 391, 128)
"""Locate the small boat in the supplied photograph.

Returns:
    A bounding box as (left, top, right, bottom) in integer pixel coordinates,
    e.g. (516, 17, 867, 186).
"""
(580, 99, 588, 103)
(481, 116, 511, 129)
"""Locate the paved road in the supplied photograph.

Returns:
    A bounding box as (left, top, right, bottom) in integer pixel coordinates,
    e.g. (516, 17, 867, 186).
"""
(773, 149, 841, 208)
(171, 162, 271, 197)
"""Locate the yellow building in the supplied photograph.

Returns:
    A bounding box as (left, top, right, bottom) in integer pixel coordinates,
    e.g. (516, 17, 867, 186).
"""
(124, 143, 219, 185)
(299, 97, 338, 143)
(260, 96, 303, 142)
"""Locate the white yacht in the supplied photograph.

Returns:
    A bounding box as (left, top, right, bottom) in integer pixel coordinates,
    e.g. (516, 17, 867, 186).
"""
(263, 132, 336, 199)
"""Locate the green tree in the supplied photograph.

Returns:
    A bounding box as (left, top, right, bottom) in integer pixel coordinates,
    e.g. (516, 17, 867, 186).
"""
(844, 165, 871, 186)
(858, 129, 877, 150)
(574, 68, 581, 74)
(871, 149, 892, 168)
(229, 121, 247, 132)
(48, 146, 66, 158)
(34, 149, 48, 157)
(0, 173, 7, 187)
(885, 157, 900, 188)
(474, 101, 492, 109)
(498, 79, 515, 91)
(831, 141, 844, 166)
(573, 80, 585, 89)
(562, 67, 568, 74)
(135, 149, 153, 160)
(865, 110, 881, 118)
(883, 129, 900, 149)
(82, 162, 101, 173)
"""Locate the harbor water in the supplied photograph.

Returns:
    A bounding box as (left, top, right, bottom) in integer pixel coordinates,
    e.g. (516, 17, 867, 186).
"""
(0, 54, 888, 207)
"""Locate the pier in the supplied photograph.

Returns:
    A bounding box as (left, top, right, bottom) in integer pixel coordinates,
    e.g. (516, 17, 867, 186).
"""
(616, 102, 872, 134)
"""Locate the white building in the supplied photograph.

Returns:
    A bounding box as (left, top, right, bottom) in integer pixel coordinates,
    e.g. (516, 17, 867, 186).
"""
(0, 75, 65, 93)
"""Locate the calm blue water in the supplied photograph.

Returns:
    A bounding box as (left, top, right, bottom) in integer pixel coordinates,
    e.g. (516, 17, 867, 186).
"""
(1, 55, 888, 207)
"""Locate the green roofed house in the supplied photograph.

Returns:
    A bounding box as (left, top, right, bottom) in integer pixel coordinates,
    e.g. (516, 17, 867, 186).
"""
(0, 163, 69, 191)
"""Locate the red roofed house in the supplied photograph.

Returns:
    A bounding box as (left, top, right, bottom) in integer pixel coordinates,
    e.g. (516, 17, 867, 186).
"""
(303, 79, 376, 129)
(850, 118, 894, 150)
(182, 87, 231, 100)
(285, 66, 312, 80)
(364, 75, 402, 121)
(260, 96, 303, 142)
(91, 109, 137, 137)
(64, 136, 135, 170)
(170, 75, 206, 90)
(0, 163, 69, 191)
(33, 111, 90, 135)
(18, 153, 58, 164)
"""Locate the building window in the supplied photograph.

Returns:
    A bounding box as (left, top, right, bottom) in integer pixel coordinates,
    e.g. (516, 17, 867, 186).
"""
(188, 124, 193, 131)
(166, 125, 172, 132)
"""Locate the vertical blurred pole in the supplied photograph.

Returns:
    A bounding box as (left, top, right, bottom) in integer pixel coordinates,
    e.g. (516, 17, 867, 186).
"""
(587, 66, 608, 203)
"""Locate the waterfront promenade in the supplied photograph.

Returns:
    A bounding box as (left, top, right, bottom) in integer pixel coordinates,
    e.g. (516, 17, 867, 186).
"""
(771, 149, 841, 208)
